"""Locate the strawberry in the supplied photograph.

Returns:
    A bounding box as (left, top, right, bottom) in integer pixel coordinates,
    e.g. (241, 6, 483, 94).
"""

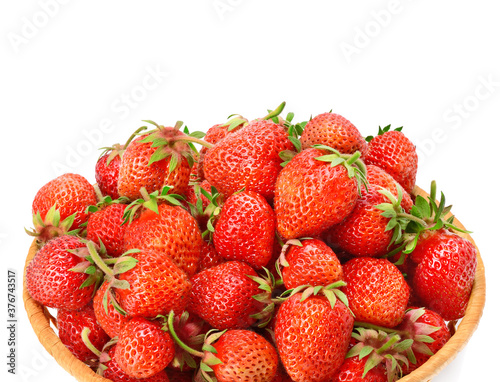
(187, 261, 263, 330)
(203, 108, 294, 202)
(167, 311, 211, 372)
(396, 307, 451, 374)
(118, 121, 202, 199)
(25, 205, 80, 247)
(93, 280, 129, 338)
(57, 303, 110, 364)
(197, 115, 247, 180)
(214, 190, 276, 269)
(210, 329, 279, 382)
(274, 146, 365, 240)
(25, 235, 101, 310)
(363, 126, 418, 194)
(341, 257, 410, 328)
(364, 164, 413, 212)
(86, 201, 128, 258)
(123, 200, 203, 277)
(198, 239, 225, 272)
(333, 356, 387, 382)
(102, 345, 170, 381)
(184, 179, 224, 233)
(274, 292, 354, 382)
(410, 229, 477, 320)
(278, 238, 343, 290)
(96, 127, 147, 200)
(300, 112, 367, 155)
(114, 317, 175, 379)
(324, 186, 399, 258)
(32, 173, 97, 230)
(96, 144, 123, 200)
(344, 327, 412, 382)
(377, 182, 478, 321)
(114, 248, 192, 318)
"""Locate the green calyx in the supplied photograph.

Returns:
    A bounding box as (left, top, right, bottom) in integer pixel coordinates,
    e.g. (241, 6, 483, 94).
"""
(347, 327, 413, 382)
(137, 120, 212, 170)
(25, 205, 80, 247)
(352, 307, 443, 378)
(376, 181, 470, 263)
(312, 145, 368, 194)
(247, 267, 284, 328)
(219, 114, 249, 131)
(185, 183, 223, 241)
(122, 186, 185, 224)
(165, 310, 224, 382)
(70, 239, 140, 316)
(279, 280, 352, 314)
(365, 124, 403, 142)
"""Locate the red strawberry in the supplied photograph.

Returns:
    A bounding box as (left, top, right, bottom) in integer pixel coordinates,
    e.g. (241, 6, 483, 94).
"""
(102, 345, 170, 381)
(93, 280, 129, 338)
(114, 248, 192, 318)
(26, 235, 100, 310)
(96, 144, 123, 200)
(274, 147, 364, 240)
(118, 121, 198, 199)
(197, 116, 247, 180)
(214, 191, 276, 269)
(324, 186, 397, 258)
(86, 202, 128, 257)
(57, 304, 109, 364)
(300, 112, 367, 155)
(211, 329, 279, 382)
(184, 179, 224, 232)
(410, 229, 477, 320)
(203, 118, 294, 202)
(117, 136, 167, 199)
(123, 202, 203, 277)
(26, 205, 80, 247)
(187, 261, 263, 330)
(341, 257, 409, 327)
(396, 307, 451, 374)
(114, 317, 175, 379)
(363, 126, 418, 194)
(279, 238, 343, 290)
(333, 356, 387, 382)
(96, 127, 148, 200)
(274, 292, 354, 382)
(168, 311, 211, 372)
(32, 173, 97, 230)
(197, 239, 225, 272)
(364, 164, 413, 212)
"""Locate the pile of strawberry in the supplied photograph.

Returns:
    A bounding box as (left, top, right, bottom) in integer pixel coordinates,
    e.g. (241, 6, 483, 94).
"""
(25, 102, 478, 382)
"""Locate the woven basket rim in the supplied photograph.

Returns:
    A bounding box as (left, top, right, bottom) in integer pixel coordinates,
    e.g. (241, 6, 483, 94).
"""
(23, 186, 486, 382)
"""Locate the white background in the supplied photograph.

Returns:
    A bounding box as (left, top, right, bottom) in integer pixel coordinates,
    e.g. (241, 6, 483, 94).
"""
(1, 1, 498, 381)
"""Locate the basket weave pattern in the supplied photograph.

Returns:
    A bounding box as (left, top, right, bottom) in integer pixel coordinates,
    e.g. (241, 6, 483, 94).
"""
(23, 187, 486, 382)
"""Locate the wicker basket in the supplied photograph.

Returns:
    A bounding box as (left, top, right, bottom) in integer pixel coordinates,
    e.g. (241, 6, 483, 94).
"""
(23, 186, 486, 382)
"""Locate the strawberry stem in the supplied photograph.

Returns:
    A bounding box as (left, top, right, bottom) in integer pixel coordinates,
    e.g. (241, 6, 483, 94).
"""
(170, 135, 214, 149)
(166, 311, 204, 358)
(86, 242, 115, 279)
(262, 101, 286, 121)
(124, 125, 148, 149)
(81, 327, 102, 358)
